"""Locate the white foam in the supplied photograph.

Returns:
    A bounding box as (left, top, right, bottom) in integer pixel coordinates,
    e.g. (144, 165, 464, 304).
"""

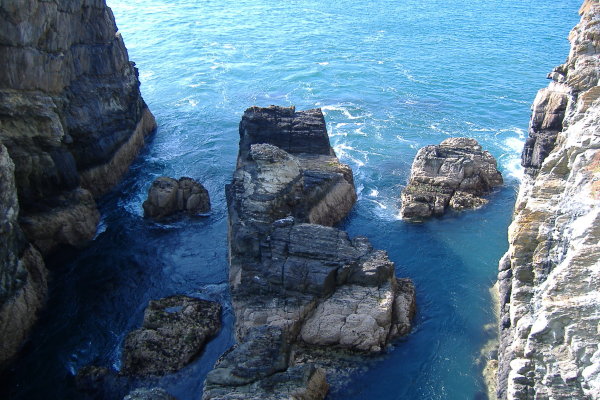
(370, 189, 379, 197)
(318, 62, 329, 66)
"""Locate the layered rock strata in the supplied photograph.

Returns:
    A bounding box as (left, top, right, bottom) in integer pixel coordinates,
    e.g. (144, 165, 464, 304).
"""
(0, 144, 47, 368)
(400, 137, 503, 221)
(0, 0, 155, 367)
(496, 1, 600, 399)
(143, 177, 211, 220)
(203, 106, 416, 399)
(122, 296, 221, 376)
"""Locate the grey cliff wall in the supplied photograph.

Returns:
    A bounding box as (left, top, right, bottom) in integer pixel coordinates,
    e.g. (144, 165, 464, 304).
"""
(0, 0, 156, 367)
(496, 1, 600, 399)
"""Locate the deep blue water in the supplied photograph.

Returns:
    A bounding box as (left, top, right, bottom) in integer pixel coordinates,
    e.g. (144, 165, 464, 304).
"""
(0, 1, 582, 399)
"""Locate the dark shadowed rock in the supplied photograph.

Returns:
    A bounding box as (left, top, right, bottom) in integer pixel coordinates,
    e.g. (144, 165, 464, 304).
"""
(143, 177, 210, 219)
(0, 0, 155, 365)
(121, 296, 221, 376)
(124, 388, 177, 400)
(400, 137, 503, 221)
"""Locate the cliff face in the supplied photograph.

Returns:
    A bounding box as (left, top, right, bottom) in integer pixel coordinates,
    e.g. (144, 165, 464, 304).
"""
(497, 1, 600, 398)
(0, 0, 155, 367)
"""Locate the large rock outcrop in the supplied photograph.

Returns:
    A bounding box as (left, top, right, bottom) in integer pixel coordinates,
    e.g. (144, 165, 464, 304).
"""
(203, 106, 416, 399)
(496, 2, 600, 399)
(400, 137, 503, 221)
(0, 0, 155, 367)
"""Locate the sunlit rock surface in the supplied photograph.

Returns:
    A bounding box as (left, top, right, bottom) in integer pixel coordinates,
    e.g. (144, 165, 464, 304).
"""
(496, 1, 600, 399)
(401, 137, 503, 221)
(203, 106, 415, 399)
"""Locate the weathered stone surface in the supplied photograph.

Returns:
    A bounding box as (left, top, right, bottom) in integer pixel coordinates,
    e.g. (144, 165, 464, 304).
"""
(0, 0, 155, 368)
(0, 0, 156, 252)
(123, 388, 177, 400)
(496, 2, 600, 399)
(121, 295, 221, 376)
(204, 106, 415, 399)
(0, 144, 47, 368)
(400, 137, 503, 221)
(142, 177, 210, 219)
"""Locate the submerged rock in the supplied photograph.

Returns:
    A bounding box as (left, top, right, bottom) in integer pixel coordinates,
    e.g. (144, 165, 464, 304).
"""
(123, 388, 177, 400)
(203, 106, 416, 399)
(496, 2, 600, 399)
(400, 137, 503, 221)
(142, 177, 210, 219)
(121, 295, 221, 376)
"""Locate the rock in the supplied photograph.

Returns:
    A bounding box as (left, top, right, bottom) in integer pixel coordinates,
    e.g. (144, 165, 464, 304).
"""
(142, 177, 210, 219)
(205, 106, 416, 398)
(121, 295, 221, 376)
(496, 3, 600, 399)
(123, 388, 177, 400)
(400, 137, 503, 221)
(0, 0, 155, 368)
(0, 144, 47, 368)
(0, 0, 156, 255)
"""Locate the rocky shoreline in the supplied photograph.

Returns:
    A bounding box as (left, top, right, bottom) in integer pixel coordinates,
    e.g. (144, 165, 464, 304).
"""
(0, 0, 155, 368)
(495, 1, 600, 398)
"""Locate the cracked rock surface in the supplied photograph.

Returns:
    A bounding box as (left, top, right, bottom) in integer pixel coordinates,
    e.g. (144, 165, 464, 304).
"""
(400, 137, 503, 221)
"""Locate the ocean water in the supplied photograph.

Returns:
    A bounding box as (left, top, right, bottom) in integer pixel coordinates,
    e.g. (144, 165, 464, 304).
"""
(0, 1, 582, 399)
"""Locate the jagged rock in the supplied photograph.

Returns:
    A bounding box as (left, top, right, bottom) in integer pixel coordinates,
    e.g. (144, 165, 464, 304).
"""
(123, 388, 177, 400)
(204, 106, 415, 399)
(0, 144, 47, 368)
(0, 0, 156, 254)
(496, 2, 600, 399)
(400, 137, 503, 221)
(121, 295, 221, 376)
(142, 177, 210, 219)
(0, 0, 155, 368)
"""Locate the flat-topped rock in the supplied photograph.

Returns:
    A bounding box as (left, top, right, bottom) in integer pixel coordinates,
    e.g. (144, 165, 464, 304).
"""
(121, 295, 221, 376)
(400, 137, 503, 221)
(143, 177, 210, 220)
(204, 106, 416, 399)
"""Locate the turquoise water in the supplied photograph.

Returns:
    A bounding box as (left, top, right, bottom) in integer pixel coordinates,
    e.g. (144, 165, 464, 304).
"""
(0, 1, 582, 399)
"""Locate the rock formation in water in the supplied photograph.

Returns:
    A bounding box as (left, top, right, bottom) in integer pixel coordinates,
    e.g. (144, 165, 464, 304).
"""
(202, 106, 416, 399)
(143, 177, 211, 219)
(123, 388, 177, 400)
(0, 0, 156, 367)
(496, 1, 600, 399)
(400, 137, 503, 221)
(121, 295, 221, 376)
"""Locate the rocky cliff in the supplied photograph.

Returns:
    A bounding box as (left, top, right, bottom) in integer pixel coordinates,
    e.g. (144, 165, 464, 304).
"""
(0, 0, 155, 367)
(203, 106, 415, 399)
(496, 1, 600, 398)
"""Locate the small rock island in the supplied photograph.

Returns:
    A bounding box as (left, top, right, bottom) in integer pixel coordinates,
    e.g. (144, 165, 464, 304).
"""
(400, 137, 503, 221)
(202, 106, 416, 399)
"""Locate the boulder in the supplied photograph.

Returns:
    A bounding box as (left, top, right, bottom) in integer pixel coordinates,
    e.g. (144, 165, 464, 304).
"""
(143, 177, 210, 219)
(121, 295, 221, 376)
(400, 137, 503, 221)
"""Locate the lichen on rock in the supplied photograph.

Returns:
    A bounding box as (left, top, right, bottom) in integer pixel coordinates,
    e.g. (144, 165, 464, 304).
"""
(400, 137, 503, 221)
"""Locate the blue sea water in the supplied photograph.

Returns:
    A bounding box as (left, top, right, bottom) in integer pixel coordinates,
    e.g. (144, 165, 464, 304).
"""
(0, 1, 582, 399)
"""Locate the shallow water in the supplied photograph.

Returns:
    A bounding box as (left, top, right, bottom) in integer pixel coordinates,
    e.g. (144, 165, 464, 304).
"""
(0, 1, 581, 399)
